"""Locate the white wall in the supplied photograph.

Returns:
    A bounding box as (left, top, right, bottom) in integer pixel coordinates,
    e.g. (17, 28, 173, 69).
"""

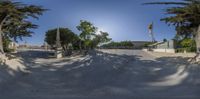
(152, 49, 175, 53)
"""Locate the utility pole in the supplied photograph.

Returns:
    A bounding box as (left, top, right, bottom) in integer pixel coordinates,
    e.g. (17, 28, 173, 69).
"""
(148, 22, 156, 42)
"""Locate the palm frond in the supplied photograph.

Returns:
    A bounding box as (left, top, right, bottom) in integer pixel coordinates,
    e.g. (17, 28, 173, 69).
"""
(143, 2, 188, 5)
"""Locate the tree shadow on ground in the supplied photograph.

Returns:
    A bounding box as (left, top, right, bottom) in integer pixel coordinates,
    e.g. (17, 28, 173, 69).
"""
(0, 50, 200, 99)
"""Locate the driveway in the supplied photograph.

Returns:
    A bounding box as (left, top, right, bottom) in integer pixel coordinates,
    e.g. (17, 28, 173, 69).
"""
(0, 49, 200, 99)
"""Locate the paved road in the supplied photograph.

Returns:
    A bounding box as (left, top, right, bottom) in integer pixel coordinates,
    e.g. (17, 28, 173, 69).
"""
(0, 50, 200, 99)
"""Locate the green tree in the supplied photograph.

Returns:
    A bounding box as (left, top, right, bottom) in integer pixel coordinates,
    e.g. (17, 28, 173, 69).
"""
(2, 35, 11, 52)
(173, 34, 182, 41)
(92, 31, 112, 48)
(77, 20, 97, 50)
(98, 31, 112, 44)
(180, 38, 196, 52)
(0, 1, 46, 53)
(180, 38, 193, 48)
(163, 38, 167, 42)
(45, 28, 79, 51)
(145, 0, 200, 61)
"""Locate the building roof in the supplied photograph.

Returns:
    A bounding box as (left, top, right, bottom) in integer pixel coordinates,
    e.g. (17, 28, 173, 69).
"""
(148, 42, 164, 47)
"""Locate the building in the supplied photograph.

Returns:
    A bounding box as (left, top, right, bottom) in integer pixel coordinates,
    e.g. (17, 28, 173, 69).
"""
(131, 41, 151, 49)
(147, 40, 176, 53)
(8, 41, 18, 50)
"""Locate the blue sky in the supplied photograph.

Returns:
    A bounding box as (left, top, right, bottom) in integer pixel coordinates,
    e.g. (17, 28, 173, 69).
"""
(15, 0, 176, 45)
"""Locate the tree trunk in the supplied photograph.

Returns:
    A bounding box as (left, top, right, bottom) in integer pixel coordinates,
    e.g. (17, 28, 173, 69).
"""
(0, 25, 4, 54)
(63, 45, 67, 51)
(79, 41, 82, 50)
(62, 45, 68, 56)
(194, 25, 200, 62)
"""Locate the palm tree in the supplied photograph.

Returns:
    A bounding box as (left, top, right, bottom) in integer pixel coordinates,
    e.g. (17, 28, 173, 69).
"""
(144, 0, 200, 61)
(0, 1, 46, 53)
